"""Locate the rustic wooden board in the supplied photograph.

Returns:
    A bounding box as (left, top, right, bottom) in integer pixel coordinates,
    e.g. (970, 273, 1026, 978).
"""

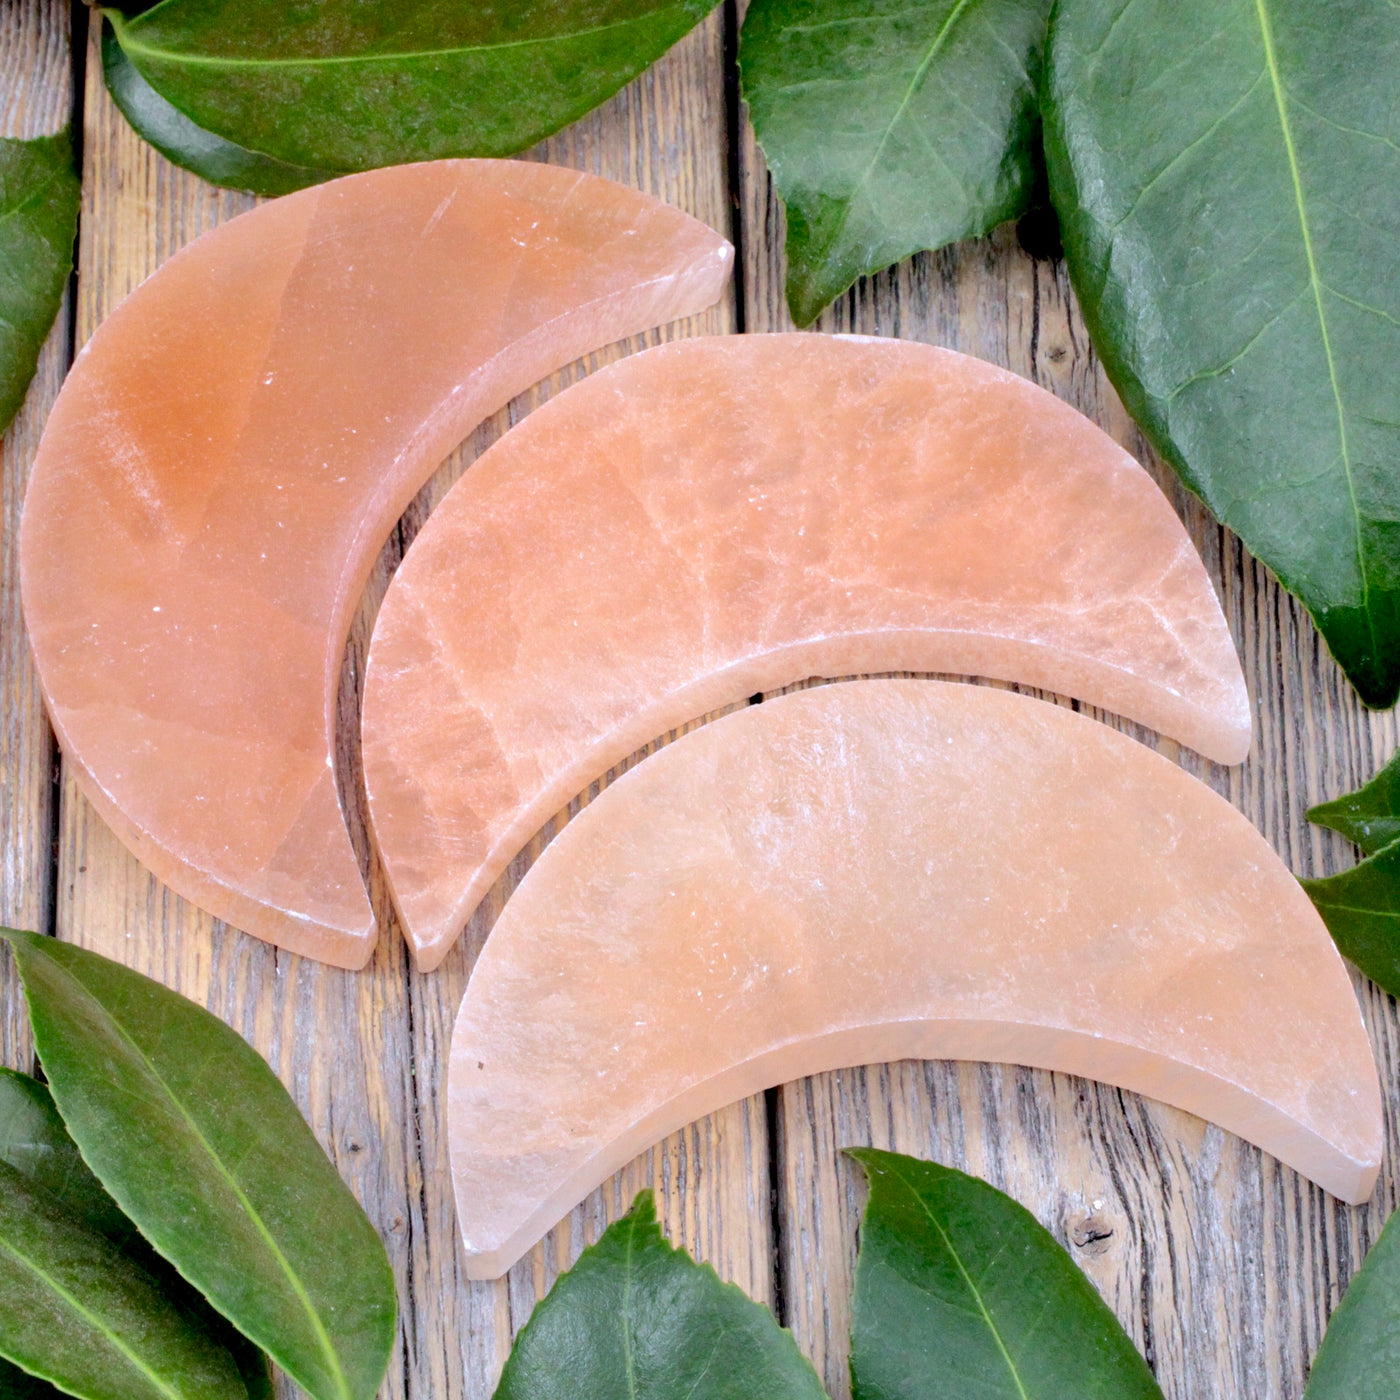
(1, 2, 1396, 1397)
(0, 0, 69, 1069)
(734, 52, 1400, 1400)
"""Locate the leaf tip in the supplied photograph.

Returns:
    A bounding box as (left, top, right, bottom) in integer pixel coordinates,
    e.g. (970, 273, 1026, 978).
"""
(621, 1187, 658, 1228)
(783, 276, 832, 330)
(844, 1145, 928, 1180)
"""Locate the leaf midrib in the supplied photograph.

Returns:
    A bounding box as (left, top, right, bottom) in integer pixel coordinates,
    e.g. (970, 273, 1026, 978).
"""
(0, 1233, 186, 1400)
(110, 8, 685, 72)
(1253, 0, 1374, 645)
(808, 0, 979, 275)
(884, 1158, 1031, 1400)
(35, 952, 353, 1400)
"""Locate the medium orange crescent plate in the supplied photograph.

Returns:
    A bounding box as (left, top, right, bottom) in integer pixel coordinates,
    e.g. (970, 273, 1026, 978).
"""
(20, 160, 732, 967)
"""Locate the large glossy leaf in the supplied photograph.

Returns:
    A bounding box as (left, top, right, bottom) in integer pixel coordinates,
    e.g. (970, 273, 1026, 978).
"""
(0, 1158, 247, 1400)
(1, 929, 395, 1400)
(740, 0, 1050, 325)
(108, 1, 719, 173)
(1309, 749, 1400, 856)
(1303, 1205, 1400, 1397)
(494, 1190, 826, 1400)
(101, 23, 333, 196)
(848, 1149, 1163, 1400)
(1044, 0, 1400, 705)
(0, 131, 79, 436)
(0, 1069, 273, 1400)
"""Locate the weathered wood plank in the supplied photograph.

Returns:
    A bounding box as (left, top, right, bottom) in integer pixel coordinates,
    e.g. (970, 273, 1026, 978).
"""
(735, 63, 1400, 1400)
(62, 10, 762, 1399)
(0, 0, 70, 1070)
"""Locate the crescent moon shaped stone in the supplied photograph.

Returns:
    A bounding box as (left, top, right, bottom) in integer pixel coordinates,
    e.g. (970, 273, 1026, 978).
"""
(363, 334, 1251, 971)
(19, 160, 733, 968)
(448, 680, 1380, 1280)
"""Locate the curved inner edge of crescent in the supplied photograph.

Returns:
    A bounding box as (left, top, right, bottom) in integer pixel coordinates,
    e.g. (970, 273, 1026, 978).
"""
(453, 1013, 1382, 1279)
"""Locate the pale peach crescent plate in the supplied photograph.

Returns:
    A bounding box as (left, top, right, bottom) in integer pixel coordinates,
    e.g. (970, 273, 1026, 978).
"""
(447, 680, 1378, 1279)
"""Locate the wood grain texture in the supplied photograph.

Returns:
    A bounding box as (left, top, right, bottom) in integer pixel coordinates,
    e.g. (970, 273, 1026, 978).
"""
(0, 0, 70, 1069)
(2, 1, 1396, 1396)
(732, 5, 1400, 1390)
(59, 9, 768, 1399)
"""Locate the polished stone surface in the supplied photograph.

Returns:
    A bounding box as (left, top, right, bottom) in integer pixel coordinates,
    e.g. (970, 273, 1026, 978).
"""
(21, 160, 732, 967)
(447, 680, 1379, 1279)
(364, 334, 1251, 970)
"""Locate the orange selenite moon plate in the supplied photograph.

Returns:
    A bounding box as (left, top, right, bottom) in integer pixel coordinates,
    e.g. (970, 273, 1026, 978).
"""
(364, 334, 1250, 970)
(447, 680, 1378, 1279)
(20, 160, 732, 968)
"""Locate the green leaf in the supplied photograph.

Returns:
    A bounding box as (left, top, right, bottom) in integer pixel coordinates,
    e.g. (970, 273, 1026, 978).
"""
(1043, 0, 1400, 705)
(101, 22, 334, 196)
(1304, 1205, 1400, 1397)
(0, 1070, 273, 1400)
(1303, 753, 1400, 994)
(107, 1, 719, 173)
(848, 1149, 1163, 1400)
(0, 1158, 248, 1400)
(494, 1190, 826, 1400)
(740, 0, 1050, 325)
(1, 930, 395, 1400)
(1301, 844, 1400, 997)
(1308, 749, 1400, 856)
(0, 131, 79, 436)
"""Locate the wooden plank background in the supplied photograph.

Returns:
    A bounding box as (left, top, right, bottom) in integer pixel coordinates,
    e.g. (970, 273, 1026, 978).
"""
(1, 3, 1396, 1396)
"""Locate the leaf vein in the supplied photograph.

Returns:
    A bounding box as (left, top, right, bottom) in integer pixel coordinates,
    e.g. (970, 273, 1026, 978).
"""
(1284, 93, 1400, 155)
(1320, 282, 1400, 331)
(1106, 70, 1267, 235)
(1163, 285, 1310, 400)
(0, 164, 67, 231)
